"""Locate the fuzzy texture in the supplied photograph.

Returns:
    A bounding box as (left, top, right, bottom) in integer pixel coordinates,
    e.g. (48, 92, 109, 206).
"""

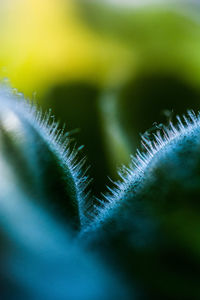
(0, 88, 133, 300)
(86, 110, 200, 224)
(82, 110, 200, 299)
(0, 87, 90, 228)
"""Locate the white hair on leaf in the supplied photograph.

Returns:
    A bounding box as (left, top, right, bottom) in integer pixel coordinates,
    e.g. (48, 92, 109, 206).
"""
(0, 86, 90, 228)
(86, 110, 200, 230)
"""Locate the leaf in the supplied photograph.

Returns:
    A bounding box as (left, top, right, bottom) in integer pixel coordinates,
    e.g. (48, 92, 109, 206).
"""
(0, 176, 131, 300)
(0, 87, 133, 299)
(0, 87, 89, 229)
(82, 110, 200, 299)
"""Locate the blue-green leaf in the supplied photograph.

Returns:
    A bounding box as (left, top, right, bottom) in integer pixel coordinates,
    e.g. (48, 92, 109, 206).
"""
(83, 110, 200, 299)
(0, 87, 89, 229)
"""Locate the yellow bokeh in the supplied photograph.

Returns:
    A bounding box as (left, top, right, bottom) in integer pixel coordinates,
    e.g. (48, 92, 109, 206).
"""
(0, 0, 133, 96)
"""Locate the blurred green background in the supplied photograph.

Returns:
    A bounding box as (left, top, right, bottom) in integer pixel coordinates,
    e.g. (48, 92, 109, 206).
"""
(1, 0, 200, 197)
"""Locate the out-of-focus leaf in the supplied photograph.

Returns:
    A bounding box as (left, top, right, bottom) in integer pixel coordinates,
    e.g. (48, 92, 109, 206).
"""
(43, 82, 111, 197)
(79, 1, 200, 85)
(0, 0, 132, 96)
(0, 176, 131, 300)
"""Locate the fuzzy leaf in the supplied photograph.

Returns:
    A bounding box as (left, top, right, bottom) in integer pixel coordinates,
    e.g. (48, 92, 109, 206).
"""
(0, 88, 133, 299)
(0, 88, 89, 229)
(82, 111, 200, 299)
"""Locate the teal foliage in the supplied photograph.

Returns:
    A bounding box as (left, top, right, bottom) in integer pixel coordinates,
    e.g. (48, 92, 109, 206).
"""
(0, 88, 131, 300)
(0, 88, 90, 229)
(2, 87, 200, 299)
(82, 111, 200, 299)
(0, 191, 131, 300)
